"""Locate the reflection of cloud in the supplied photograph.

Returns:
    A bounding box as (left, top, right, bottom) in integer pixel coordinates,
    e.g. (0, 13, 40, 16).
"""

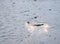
(38, 24, 49, 33)
(43, 24, 49, 32)
(25, 22, 49, 33)
(25, 23, 36, 32)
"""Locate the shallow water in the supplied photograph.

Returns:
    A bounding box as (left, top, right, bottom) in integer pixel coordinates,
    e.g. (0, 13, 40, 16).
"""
(0, 0, 60, 44)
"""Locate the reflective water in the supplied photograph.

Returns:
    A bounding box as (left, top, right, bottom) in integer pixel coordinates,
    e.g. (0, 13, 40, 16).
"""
(0, 0, 60, 44)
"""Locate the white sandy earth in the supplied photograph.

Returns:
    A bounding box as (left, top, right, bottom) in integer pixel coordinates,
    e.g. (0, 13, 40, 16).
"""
(0, 0, 60, 44)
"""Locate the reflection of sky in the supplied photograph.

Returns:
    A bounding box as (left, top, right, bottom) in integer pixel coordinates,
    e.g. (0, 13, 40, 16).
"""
(25, 22, 37, 32)
(43, 24, 49, 32)
(25, 22, 49, 33)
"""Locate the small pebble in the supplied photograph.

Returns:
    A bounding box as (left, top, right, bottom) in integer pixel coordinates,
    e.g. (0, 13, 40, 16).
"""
(49, 35, 51, 37)
(49, 9, 52, 11)
(12, 2, 15, 4)
(27, 21, 30, 24)
(34, 0, 37, 1)
(34, 16, 37, 19)
(54, 37, 56, 40)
